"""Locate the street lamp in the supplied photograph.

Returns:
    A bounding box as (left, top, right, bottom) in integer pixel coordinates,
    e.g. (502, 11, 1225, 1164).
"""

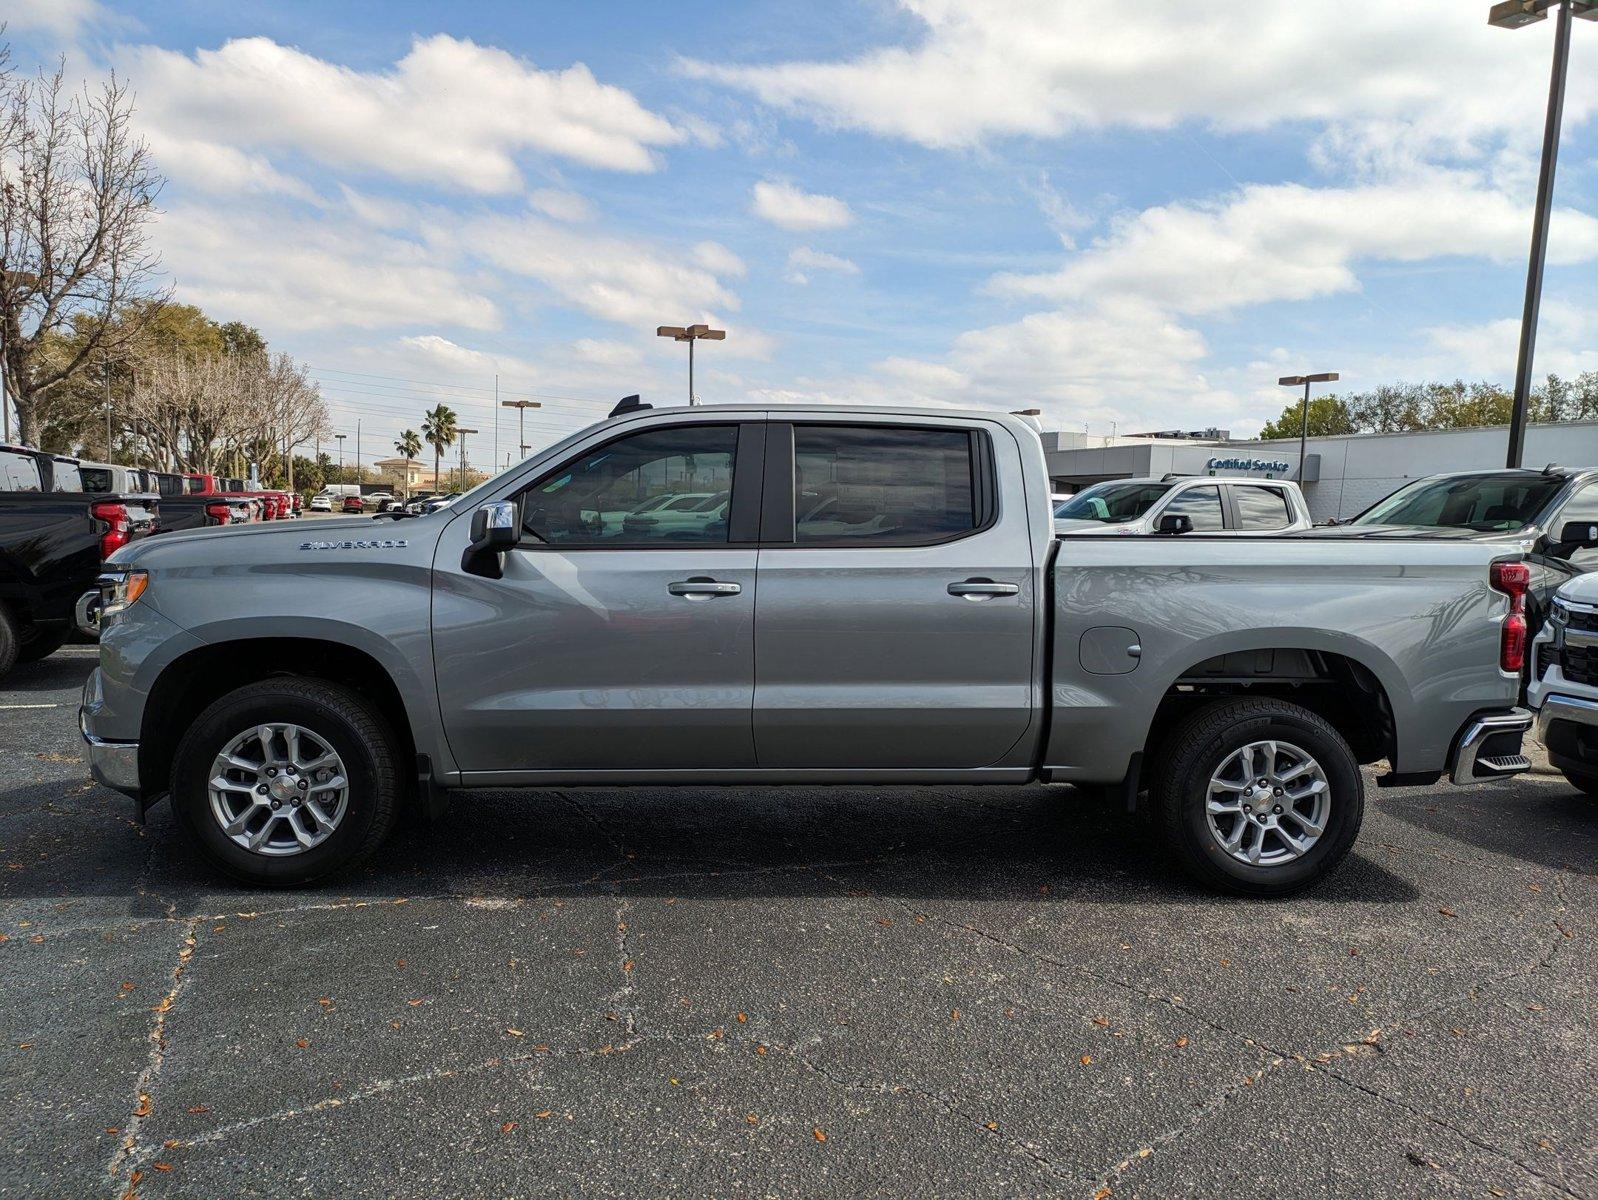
(457, 427, 478, 489)
(1490, 0, 1598, 466)
(334, 433, 346, 480)
(501, 399, 541, 462)
(656, 324, 726, 406)
(1278, 373, 1340, 482)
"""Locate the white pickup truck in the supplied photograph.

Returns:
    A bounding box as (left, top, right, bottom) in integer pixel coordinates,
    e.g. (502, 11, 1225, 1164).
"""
(1054, 475, 1313, 535)
(81, 403, 1531, 895)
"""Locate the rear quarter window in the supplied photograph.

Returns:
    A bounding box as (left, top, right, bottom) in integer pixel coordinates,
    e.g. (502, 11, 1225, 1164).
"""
(1232, 485, 1294, 530)
(0, 450, 42, 492)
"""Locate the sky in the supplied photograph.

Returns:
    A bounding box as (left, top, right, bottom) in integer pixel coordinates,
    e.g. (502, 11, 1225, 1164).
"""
(4, 0, 1598, 469)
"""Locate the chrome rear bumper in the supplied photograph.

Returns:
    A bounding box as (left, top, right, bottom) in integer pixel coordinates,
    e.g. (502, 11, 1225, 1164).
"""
(1448, 708, 1533, 786)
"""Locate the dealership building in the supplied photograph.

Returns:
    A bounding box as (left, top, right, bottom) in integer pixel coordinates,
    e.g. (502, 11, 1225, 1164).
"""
(1042, 419, 1598, 522)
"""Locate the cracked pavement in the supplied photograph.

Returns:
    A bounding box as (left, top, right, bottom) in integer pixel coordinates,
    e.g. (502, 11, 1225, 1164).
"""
(1, 650, 1594, 1198)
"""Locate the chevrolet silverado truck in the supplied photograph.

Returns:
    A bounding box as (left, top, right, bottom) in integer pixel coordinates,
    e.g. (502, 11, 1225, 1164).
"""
(80, 404, 1533, 895)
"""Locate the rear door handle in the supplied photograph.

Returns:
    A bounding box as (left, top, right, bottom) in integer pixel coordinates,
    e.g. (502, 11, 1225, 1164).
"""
(668, 578, 743, 598)
(947, 579, 1020, 598)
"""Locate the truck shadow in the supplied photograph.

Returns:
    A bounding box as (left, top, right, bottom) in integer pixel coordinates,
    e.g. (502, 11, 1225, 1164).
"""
(1378, 779, 1598, 876)
(0, 652, 97, 695)
(0, 779, 1421, 908)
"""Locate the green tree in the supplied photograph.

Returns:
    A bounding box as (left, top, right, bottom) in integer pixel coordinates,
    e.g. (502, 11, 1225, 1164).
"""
(394, 429, 423, 497)
(421, 405, 457, 493)
(1259, 395, 1356, 441)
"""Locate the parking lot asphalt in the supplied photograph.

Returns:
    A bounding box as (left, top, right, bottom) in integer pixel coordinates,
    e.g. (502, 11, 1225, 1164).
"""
(1, 650, 1594, 1199)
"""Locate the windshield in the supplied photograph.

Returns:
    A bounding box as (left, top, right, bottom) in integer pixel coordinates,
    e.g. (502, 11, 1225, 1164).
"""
(1352, 473, 1565, 532)
(1054, 481, 1174, 523)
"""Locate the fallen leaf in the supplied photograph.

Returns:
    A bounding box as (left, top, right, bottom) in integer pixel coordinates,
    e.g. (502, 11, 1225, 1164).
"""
(120, 982, 135, 992)
(1092, 1017, 1110, 1028)
(622, 960, 634, 972)
(153, 1163, 172, 1172)
(396, 959, 406, 968)
(754, 1044, 767, 1055)
(1080, 1054, 1092, 1065)
(1175, 1037, 1189, 1048)
(501, 1121, 517, 1134)
(186, 1105, 209, 1115)
(535, 1110, 552, 1119)
(813, 1128, 827, 1143)
(1437, 907, 1458, 919)
(162, 1140, 179, 1149)
(28, 934, 43, 944)
(876, 918, 893, 927)
(294, 1038, 308, 1049)
(985, 1121, 998, 1132)
(1093, 1187, 1113, 1199)
(951, 1009, 960, 1021)
(746, 1113, 758, 1125)
(407, 999, 424, 1007)
(389, 1020, 402, 1030)
(735, 1012, 747, 1023)
(505, 1028, 524, 1037)
(134, 1095, 151, 1117)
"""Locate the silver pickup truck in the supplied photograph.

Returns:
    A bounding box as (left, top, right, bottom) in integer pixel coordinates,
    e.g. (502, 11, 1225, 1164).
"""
(80, 403, 1532, 895)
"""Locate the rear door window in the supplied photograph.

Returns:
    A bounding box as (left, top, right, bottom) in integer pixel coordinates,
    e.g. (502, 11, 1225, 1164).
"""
(792, 425, 978, 545)
(50, 459, 84, 492)
(1231, 485, 1293, 530)
(1161, 485, 1226, 531)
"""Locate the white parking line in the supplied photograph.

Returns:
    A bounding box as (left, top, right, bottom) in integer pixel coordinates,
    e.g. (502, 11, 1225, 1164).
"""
(0, 703, 59, 709)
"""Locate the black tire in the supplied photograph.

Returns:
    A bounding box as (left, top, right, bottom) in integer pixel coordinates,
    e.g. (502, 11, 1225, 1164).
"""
(170, 678, 402, 887)
(15, 623, 70, 664)
(1559, 769, 1598, 797)
(1152, 697, 1364, 897)
(0, 605, 17, 681)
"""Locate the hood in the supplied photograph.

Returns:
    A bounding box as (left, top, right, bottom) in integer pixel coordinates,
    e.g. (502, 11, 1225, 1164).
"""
(1556, 572, 1598, 606)
(1053, 519, 1135, 535)
(108, 514, 416, 567)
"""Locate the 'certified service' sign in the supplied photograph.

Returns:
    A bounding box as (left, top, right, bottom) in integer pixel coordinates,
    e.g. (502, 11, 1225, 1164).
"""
(1206, 456, 1291, 475)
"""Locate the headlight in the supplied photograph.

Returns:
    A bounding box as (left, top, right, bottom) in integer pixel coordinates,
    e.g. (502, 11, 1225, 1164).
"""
(1551, 600, 1570, 626)
(100, 569, 150, 618)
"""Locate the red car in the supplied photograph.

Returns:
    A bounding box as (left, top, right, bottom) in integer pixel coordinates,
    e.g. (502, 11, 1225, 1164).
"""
(341, 494, 366, 514)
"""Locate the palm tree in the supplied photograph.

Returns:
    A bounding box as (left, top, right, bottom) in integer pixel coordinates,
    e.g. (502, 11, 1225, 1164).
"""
(394, 429, 423, 497)
(421, 406, 457, 494)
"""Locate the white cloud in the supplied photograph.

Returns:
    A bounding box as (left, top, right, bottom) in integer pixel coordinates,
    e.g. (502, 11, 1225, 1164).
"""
(123, 34, 683, 194)
(1410, 305, 1598, 382)
(144, 130, 318, 201)
(394, 334, 541, 379)
(3, 0, 108, 37)
(785, 245, 859, 284)
(157, 204, 500, 332)
(988, 176, 1598, 317)
(528, 189, 593, 222)
(686, 1, 1598, 155)
(750, 180, 854, 231)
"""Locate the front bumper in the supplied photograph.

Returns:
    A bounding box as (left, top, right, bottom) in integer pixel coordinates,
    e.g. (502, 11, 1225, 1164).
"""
(1535, 693, 1598, 779)
(1447, 708, 1533, 785)
(81, 718, 141, 797)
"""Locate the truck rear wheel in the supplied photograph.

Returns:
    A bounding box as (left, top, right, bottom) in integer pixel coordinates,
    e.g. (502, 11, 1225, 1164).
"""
(15, 623, 70, 664)
(170, 678, 402, 887)
(1152, 698, 1363, 897)
(0, 605, 17, 680)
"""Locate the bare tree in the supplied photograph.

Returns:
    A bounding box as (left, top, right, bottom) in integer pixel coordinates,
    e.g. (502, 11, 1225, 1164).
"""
(0, 54, 168, 446)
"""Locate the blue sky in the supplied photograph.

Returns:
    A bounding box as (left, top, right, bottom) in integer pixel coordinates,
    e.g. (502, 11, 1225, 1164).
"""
(5, 0, 1597, 467)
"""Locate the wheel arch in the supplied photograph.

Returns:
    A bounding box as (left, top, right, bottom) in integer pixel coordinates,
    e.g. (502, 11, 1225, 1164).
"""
(139, 636, 421, 797)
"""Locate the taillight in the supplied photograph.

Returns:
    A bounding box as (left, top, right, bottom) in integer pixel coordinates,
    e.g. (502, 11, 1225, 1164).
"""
(91, 500, 130, 561)
(205, 501, 231, 526)
(1490, 561, 1531, 673)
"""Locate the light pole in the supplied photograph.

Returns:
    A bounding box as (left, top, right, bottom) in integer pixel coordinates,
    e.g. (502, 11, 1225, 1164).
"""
(457, 427, 478, 490)
(1278, 373, 1340, 483)
(656, 324, 726, 405)
(501, 399, 541, 461)
(334, 433, 346, 481)
(1490, 0, 1597, 466)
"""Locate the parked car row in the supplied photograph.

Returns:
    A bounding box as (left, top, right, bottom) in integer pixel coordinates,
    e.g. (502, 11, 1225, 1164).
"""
(0, 444, 301, 680)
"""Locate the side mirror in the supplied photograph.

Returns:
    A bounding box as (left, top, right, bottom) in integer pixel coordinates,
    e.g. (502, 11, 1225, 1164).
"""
(1155, 513, 1193, 535)
(1557, 520, 1598, 551)
(463, 501, 519, 577)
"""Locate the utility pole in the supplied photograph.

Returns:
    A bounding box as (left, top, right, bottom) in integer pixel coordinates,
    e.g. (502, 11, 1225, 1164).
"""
(457, 427, 478, 491)
(493, 375, 499, 472)
(656, 324, 726, 405)
(356, 418, 362, 483)
(1487, 0, 1598, 465)
(335, 433, 346, 480)
(501, 399, 541, 461)
(1278, 373, 1340, 483)
(104, 359, 113, 459)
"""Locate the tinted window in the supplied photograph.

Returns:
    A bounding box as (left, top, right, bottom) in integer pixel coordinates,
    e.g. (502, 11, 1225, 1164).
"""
(1556, 483, 1598, 569)
(50, 460, 83, 492)
(1353, 472, 1563, 531)
(1162, 485, 1225, 531)
(154, 473, 183, 497)
(79, 466, 113, 493)
(794, 425, 976, 545)
(1232, 485, 1293, 531)
(0, 450, 42, 492)
(1055, 481, 1172, 523)
(520, 425, 737, 546)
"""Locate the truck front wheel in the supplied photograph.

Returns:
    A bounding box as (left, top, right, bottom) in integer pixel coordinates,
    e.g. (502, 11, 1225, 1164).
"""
(170, 678, 402, 887)
(1152, 698, 1364, 897)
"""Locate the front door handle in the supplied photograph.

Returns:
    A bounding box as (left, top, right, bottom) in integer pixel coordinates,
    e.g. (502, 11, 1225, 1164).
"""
(668, 578, 742, 598)
(947, 579, 1020, 599)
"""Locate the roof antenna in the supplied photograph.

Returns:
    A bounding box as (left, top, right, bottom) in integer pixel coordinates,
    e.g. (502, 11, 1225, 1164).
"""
(1543, 463, 1561, 475)
(609, 394, 652, 419)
